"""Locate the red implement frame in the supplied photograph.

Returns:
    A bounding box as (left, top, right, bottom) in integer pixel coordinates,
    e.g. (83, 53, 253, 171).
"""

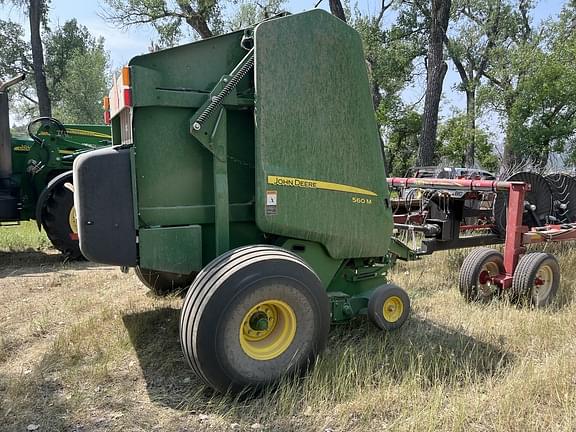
(388, 177, 576, 290)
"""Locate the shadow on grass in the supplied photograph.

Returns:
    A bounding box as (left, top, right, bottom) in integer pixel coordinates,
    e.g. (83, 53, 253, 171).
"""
(0, 250, 103, 278)
(122, 308, 514, 412)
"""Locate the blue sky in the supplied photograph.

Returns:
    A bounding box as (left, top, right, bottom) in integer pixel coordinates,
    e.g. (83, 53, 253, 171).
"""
(0, 0, 568, 133)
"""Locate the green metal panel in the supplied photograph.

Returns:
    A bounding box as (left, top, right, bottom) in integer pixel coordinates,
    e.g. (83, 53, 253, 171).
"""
(139, 225, 202, 274)
(128, 31, 260, 266)
(253, 10, 394, 260)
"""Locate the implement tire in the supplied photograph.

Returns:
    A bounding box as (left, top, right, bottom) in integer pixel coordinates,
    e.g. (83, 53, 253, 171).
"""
(179, 245, 330, 395)
(459, 248, 504, 303)
(134, 266, 196, 296)
(42, 184, 82, 260)
(511, 252, 560, 307)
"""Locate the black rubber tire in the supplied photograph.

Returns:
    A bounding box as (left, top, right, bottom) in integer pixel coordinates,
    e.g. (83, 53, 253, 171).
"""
(134, 266, 196, 296)
(42, 185, 82, 260)
(179, 245, 330, 395)
(545, 173, 576, 223)
(493, 172, 553, 234)
(459, 248, 504, 302)
(511, 252, 560, 307)
(367, 284, 410, 331)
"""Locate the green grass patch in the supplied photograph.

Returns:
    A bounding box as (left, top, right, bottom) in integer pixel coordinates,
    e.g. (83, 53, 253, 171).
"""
(0, 221, 51, 252)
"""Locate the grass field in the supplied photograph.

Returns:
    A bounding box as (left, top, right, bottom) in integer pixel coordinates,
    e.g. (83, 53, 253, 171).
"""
(0, 224, 575, 431)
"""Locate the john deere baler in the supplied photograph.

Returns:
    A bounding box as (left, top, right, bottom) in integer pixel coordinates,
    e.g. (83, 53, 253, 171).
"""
(73, 10, 412, 394)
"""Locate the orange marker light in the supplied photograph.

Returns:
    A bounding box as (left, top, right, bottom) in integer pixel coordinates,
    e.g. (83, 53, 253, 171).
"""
(121, 66, 130, 87)
(103, 95, 110, 110)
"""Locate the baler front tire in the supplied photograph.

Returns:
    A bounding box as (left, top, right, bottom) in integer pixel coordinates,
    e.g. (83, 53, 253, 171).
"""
(179, 245, 330, 395)
(368, 284, 410, 330)
(42, 185, 82, 260)
(134, 266, 196, 296)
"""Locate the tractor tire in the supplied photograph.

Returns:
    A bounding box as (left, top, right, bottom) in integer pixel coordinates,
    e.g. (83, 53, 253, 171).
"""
(459, 248, 504, 303)
(179, 245, 330, 395)
(134, 266, 196, 296)
(511, 252, 560, 307)
(368, 284, 410, 331)
(42, 184, 82, 260)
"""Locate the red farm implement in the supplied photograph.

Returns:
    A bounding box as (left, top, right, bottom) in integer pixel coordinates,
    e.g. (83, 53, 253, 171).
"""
(388, 174, 576, 306)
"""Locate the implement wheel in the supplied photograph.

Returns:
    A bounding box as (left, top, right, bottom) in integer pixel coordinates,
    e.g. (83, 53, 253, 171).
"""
(459, 248, 504, 302)
(134, 266, 196, 296)
(179, 245, 330, 395)
(42, 184, 82, 260)
(511, 253, 560, 307)
(368, 284, 410, 330)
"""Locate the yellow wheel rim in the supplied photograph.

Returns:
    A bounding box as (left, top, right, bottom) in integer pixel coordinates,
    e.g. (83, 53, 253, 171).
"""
(382, 296, 404, 322)
(69, 207, 78, 234)
(239, 300, 296, 361)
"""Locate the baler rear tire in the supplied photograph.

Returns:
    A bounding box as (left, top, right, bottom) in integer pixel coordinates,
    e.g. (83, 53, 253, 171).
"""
(42, 185, 82, 260)
(459, 248, 504, 303)
(368, 284, 410, 330)
(179, 245, 330, 395)
(134, 266, 196, 296)
(510, 252, 559, 307)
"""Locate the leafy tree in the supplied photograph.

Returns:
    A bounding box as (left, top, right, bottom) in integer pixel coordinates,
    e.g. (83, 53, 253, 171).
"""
(101, 0, 223, 45)
(349, 1, 424, 177)
(1, 10, 109, 123)
(52, 41, 109, 124)
(44, 19, 93, 104)
(353, 7, 422, 117)
(478, 0, 538, 166)
(0, 18, 37, 115)
(0, 19, 30, 77)
(227, 0, 286, 31)
(2, 0, 52, 116)
(480, 0, 576, 167)
(506, 33, 576, 166)
(384, 110, 422, 176)
(437, 114, 499, 172)
(445, 0, 516, 167)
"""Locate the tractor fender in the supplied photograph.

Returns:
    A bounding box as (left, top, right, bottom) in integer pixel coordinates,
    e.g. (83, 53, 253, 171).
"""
(35, 170, 73, 231)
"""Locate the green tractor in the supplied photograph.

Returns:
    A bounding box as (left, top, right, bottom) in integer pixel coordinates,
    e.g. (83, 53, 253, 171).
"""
(0, 74, 111, 258)
(74, 10, 415, 395)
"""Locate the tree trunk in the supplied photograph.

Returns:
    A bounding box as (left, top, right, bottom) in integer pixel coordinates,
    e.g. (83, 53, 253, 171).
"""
(329, 0, 346, 22)
(465, 89, 475, 167)
(184, 15, 213, 39)
(417, 0, 451, 166)
(29, 0, 51, 117)
(502, 97, 516, 169)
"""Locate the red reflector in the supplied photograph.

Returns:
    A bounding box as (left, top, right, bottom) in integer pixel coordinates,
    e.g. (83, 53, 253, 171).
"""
(123, 88, 132, 107)
(104, 111, 111, 125)
(70, 233, 79, 241)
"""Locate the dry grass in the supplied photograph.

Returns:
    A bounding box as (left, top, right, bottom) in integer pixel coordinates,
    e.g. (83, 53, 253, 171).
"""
(0, 227, 575, 431)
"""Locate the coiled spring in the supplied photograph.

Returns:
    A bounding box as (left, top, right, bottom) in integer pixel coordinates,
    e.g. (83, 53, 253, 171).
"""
(192, 53, 255, 131)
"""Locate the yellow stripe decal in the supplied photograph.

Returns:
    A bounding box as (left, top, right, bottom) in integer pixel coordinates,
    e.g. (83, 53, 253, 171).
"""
(65, 128, 111, 139)
(37, 128, 111, 139)
(267, 175, 377, 197)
